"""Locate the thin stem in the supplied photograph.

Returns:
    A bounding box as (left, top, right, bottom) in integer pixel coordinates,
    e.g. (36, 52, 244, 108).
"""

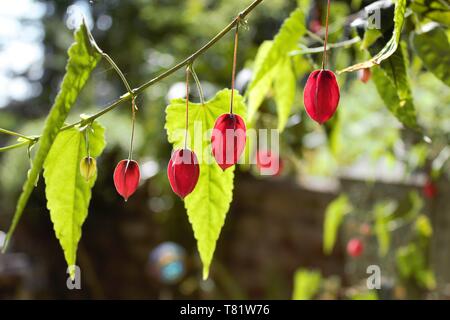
(322, 0, 331, 69)
(0, 0, 264, 147)
(128, 97, 136, 160)
(185, 66, 190, 150)
(189, 64, 205, 105)
(102, 53, 133, 95)
(0, 128, 35, 141)
(230, 20, 240, 114)
(0, 141, 30, 152)
(290, 37, 360, 56)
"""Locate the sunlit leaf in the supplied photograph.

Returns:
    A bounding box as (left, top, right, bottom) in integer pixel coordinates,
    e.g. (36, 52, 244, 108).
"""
(274, 58, 296, 131)
(3, 21, 101, 250)
(292, 269, 322, 300)
(323, 194, 352, 255)
(43, 121, 105, 271)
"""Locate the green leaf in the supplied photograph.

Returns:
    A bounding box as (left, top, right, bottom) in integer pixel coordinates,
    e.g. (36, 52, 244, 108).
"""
(374, 200, 397, 257)
(349, 291, 378, 300)
(410, 0, 450, 26)
(415, 214, 433, 238)
(338, 0, 406, 73)
(360, 29, 383, 50)
(323, 194, 352, 255)
(274, 58, 296, 131)
(165, 89, 246, 279)
(372, 42, 417, 128)
(292, 269, 322, 300)
(249, 8, 305, 87)
(247, 41, 276, 120)
(413, 26, 450, 87)
(396, 243, 436, 289)
(3, 21, 101, 251)
(43, 121, 105, 270)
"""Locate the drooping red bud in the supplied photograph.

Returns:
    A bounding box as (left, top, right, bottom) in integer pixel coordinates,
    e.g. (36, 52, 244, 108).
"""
(303, 69, 340, 124)
(423, 179, 437, 199)
(256, 149, 283, 176)
(347, 238, 364, 258)
(358, 68, 371, 83)
(167, 149, 200, 199)
(211, 113, 246, 171)
(113, 159, 140, 201)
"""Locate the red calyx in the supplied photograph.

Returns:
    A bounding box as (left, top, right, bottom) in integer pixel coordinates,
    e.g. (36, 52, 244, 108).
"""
(167, 149, 200, 199)
(303, 69, 340, 124)
(423, 179, 438, 199)
(113, 159, 141, 201)
(256, 149, 283, 176)
(211, 113, 246, 171)
(347, 238, 364, 257)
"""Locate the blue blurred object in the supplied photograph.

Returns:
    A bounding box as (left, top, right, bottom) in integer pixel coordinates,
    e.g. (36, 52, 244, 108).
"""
(149, 242, 186, 284)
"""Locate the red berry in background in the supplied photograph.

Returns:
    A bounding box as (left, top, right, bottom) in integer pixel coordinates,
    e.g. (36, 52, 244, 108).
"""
(358, 68, 371, 83)
(167, 149, 200, 199)
(256, 150, 283, 176)
(211, 113, 246, 171)
(113, 159, 140, 201)
(423, 179, 438, 199)
(347, 238, 364, 257)
(309, 19, 322, 33)
(359, 223, 371, 236)
(303, 69, 340, 124)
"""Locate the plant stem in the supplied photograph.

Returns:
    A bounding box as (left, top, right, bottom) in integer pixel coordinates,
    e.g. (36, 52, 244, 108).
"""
(189, 64, 205, 105)
(185, 66, 190, 150)
(0, 128, 35, 141)
(0, 141, 30, 152)
(322, 0, 331, 69)
(229, 20, 240, 115)
(1, 0, 264, 148)
(290, 37, 360, 56)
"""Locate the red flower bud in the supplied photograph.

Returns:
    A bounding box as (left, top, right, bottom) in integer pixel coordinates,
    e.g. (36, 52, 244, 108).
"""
(211, 113, 246, 171)
(167, 149, 200, 199)
(423, 179, 437, 199)
(358, 68, 371, 83)
(113, 159, 140, 201)
(303, 69, 340, 124)
(347, 238, 364, 257)
(256, 149, 283, 176)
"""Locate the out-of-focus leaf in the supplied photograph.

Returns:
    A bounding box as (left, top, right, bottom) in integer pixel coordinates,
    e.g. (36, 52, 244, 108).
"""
(323, 194, 352, 255)
(165, 89, 246, 279)
(274, 58, 296, 131)
(247, 8, 305, 90)
(292, 269, 322, 300)
(360, 29, 383, 50)
(410, 0, 450, 26)
(349, 291, 378, 300)
(247, 41, 275, 120)
(3, 21, 101, 250)
(338, 0, 406, 73)
(372, 43, 417, 128)
(374, 200, 397, 257)
(413, 26, 450, 87)
(415, 214, 433, 238)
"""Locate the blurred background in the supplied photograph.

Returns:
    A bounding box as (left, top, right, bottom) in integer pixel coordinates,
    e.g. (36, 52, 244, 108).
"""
(0, 0, 449, 299)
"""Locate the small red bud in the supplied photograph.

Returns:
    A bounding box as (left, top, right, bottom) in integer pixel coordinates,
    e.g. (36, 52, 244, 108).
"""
(347, 238, 364, 257)
(256, 150, 283, 176)
(358, 68, 371, 83)
(423, 179, 437, 199)
(113, 159, 140, 201)
(303, 69, 340, 124)
(211, 113, 246, 170)
(167, 149, 200, 199)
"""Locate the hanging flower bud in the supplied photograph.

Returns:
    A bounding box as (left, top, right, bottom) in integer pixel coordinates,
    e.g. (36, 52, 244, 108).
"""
(358, 68, 371, 83)
(167, 149, 199, 199)
(80, 156, 97, 181)
(256, 149, 283, 176)
(211, 113, 246, 171)
(303, 69, 340, 124)
(113, 159, 140, 201)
